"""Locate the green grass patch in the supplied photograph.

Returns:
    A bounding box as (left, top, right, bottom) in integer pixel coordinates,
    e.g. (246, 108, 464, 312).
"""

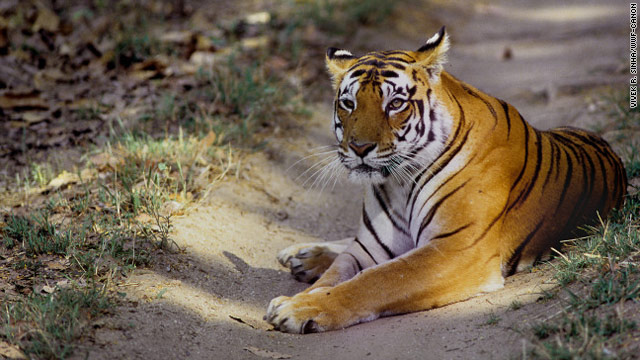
(527, 90, 640, 359)
(4, 210, 71, 255)
(2, 286, 112, 360)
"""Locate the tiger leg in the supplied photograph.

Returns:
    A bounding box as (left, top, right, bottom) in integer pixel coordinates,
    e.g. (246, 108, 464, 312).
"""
(266, 239, 504, 333)
(277, 238, 352, 283)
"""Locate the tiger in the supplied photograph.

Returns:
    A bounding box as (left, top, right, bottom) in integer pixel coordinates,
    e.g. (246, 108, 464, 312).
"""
(265, 26, 627, 333)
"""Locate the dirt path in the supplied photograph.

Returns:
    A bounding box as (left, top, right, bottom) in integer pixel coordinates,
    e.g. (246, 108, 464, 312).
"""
(75, 1, 630, 359)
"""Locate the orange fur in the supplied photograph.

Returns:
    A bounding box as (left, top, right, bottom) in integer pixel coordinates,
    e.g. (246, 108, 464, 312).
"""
(266, 28, 627, 333)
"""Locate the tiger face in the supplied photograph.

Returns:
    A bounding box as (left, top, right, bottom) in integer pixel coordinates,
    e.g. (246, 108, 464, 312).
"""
(326, 28, 452, 184)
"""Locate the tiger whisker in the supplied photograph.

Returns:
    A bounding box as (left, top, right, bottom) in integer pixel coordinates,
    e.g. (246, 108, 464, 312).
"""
(288, 147, 338, 174)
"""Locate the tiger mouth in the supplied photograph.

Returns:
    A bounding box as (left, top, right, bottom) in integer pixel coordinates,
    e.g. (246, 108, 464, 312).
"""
(352, 164, 392, 177)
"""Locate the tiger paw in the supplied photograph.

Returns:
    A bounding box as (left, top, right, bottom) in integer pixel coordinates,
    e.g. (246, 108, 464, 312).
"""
(264, 289, 348, 333)
(277, 242, 344, 283)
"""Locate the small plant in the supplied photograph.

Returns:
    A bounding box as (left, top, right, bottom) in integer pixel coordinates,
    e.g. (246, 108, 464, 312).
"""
(484, 313, 501, 326)
(531, 322, 557, 340)
(509, 300, 523, 311)
(3, 211, 71, 255)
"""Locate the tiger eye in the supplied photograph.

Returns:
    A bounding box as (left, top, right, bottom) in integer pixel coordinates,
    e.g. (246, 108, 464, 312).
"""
(341, 99, 355, 110)
(389, 99, 405, 110)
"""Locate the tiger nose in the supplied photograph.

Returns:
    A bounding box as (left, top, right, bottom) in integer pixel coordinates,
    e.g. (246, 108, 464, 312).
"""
(348, 141, 377, 158)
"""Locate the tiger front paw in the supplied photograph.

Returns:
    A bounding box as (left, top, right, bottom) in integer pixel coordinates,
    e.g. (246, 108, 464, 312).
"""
(277, 244, 340, 283)
(264, 289, 350, 333)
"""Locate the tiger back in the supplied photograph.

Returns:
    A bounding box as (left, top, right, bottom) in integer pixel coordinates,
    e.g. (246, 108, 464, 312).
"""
(265, 27, 627, 334)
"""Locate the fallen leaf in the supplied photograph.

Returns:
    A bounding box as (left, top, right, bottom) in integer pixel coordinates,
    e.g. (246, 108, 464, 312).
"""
(42, 285, 55, 293)
(21, 111, 48, 124)
(244, 347, 292, 359)
(32, 7, 60, 33)
(90, 152, 124, 171)
(46, 258, 70, 270)
(47, 170, 80, 189)
(189, 51, 218, 67)
(245, 12, 271, 25)
(0, 341, 27, 360)
(240, 36, 269, 50)
(55, 279, 70, 288)
(160, 30, 194, 45)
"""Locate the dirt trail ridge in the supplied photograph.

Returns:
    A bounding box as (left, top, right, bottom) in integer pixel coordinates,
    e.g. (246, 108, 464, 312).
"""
(75, 0, 630, 359)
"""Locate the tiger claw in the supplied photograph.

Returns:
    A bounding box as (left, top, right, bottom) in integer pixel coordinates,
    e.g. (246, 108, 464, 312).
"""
(302, 319, 320, 334)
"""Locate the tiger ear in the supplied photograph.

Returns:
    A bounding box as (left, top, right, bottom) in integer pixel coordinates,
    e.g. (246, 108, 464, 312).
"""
(326, 47, 358, 89)
(413, 26, 450, 79)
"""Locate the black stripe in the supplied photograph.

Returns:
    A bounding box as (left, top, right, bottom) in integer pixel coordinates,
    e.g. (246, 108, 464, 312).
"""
(558, 130, 620, 170)
(506, 220, 545, 276)
(354, 237, 377, 265)
(559, 143, 594, 233)
(350, 69, 366, 78)
(461, 84, 498, 129)
(362, 207, 395, 259)
(382, 50, 414, 57)
(542, 134, 555, 191)
(499, 99, 511, 139)
(555, 129, 627, 206)
(408, 96, 469, 211)
(593, 150, 610, 215)
(385, 57, 411, 63)
(552, 140, 562, 182)
(430, 223, 473, 241)
(379, 184, 408, 225)
(345, 252, 364, 272)
(417, 181, 469, 243)
(510, 120, 531, 192)
(388, 62, 406, 70)
(460, 202, 508, 251)
(507, 130, 542, 212)
(549, 134, 575, 216)
(357, 59, 386, 68)
(416, 99, 425, 121)
(373, 186, 410, 237)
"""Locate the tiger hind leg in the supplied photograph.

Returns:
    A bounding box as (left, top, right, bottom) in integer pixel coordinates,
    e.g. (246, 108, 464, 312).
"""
(277, 238, 352, 283)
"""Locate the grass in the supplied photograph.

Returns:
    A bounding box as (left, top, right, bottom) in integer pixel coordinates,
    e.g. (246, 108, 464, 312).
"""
(1, 12, 293, 359)
(2, 287, 112, 359)
(527, 90, 640, 359)
(484, 313, 502, 326)
(510, 300, 523, 311)
(0, 146, 184, 357)
(285, 0, 398, 35)
(0, 0, 398, 357)
(128, 55, 305, 146)
(3, 209, 72, 255)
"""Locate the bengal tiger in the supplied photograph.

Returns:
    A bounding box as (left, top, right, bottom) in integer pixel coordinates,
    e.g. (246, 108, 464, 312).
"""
(265, 27, 627, 333)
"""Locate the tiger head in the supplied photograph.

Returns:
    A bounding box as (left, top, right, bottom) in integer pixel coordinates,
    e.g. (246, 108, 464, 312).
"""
(326, 27, 452, 184)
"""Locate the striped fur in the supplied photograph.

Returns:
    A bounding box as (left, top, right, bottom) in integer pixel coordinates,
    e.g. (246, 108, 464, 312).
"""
(266, 27, 627, 334)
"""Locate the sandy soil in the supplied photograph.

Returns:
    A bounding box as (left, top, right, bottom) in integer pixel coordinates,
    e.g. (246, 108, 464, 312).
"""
(73, 0, 631, 358)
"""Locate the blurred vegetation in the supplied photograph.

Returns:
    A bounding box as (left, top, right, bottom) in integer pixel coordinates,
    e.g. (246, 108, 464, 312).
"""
(0, 0, 401, 357)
